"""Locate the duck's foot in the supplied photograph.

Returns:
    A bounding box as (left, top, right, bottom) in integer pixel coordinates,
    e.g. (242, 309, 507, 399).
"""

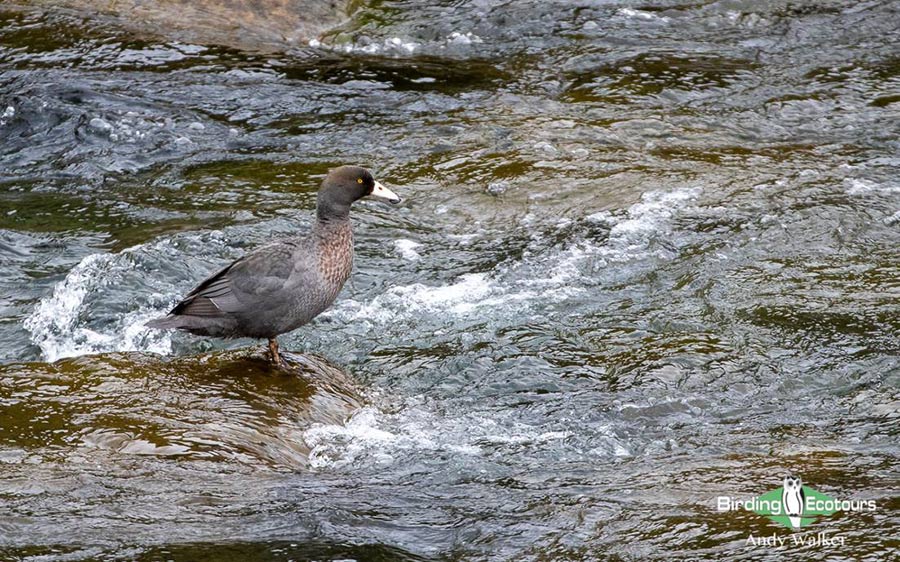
(267, 337, 288, 369)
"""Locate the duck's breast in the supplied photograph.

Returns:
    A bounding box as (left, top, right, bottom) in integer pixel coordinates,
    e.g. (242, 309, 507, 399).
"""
(279, 222, 353, 331)
(316, 221, 353, 297)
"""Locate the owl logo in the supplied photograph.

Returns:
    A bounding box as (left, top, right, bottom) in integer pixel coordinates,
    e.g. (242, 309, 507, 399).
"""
(782, 474, 805, 529)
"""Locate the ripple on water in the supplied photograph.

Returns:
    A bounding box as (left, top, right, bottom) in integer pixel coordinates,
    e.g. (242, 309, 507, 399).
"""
(327, 186, 703, 329)
(1, 0, 899, 559)
(304, 401, 630, 470)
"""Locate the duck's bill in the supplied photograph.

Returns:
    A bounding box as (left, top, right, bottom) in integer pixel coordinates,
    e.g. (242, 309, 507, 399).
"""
(371, 180, 402, 204)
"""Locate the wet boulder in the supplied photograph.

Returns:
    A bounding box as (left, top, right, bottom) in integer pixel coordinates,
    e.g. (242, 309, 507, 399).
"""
(19, 0, 350, 51)
(0, 349, 363, 468)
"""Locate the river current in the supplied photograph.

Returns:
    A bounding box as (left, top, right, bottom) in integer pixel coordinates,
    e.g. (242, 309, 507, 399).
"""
(1, 1, 898, 560)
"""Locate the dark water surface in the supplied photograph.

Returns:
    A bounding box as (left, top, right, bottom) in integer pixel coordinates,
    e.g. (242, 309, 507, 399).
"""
(1, 1, 898, 560)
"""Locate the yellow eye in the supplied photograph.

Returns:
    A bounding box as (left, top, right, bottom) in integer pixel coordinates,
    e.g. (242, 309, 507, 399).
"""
(357, 178, 363, 184)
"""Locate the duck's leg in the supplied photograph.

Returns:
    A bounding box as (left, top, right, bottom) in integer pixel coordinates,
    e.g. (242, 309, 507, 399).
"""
(268, 337, 287, 368)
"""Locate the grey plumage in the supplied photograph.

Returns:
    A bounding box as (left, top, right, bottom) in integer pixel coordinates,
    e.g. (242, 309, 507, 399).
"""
(146, 165, 402, 366)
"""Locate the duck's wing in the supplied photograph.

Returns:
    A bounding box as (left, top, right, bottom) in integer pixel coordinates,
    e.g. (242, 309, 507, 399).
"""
(167, 241, 302, 318)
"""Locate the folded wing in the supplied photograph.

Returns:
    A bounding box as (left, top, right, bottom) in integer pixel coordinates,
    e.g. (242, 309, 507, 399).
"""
(148, 241, 301, 330)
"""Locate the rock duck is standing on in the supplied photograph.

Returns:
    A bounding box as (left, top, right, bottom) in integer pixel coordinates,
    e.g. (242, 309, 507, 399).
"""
(146, 166, 401, 367)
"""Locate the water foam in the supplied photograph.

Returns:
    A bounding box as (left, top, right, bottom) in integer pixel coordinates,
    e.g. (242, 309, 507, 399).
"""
(304, 406, 478, 468)
(0, 105, 15, 126)
(331, 187, 702, 325)
(333, 272, 496, 323)
(304, 404, 623, 470)
(844, 178, 900, 196)
(596, 186, 702, 258)
(617, 8, 670, 23)
(24, 244, 176, 362)
(312, 36, 419, 55)
(310, 31, 484, 56)
(393, 239, 422, 261)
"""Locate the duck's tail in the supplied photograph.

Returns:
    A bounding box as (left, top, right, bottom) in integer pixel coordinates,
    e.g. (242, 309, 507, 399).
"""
(144, 315, 182, 330)
(145, 313, 236, 338)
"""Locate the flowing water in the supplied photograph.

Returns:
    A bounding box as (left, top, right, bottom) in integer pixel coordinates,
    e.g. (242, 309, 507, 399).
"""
(1, 1, 898, 560)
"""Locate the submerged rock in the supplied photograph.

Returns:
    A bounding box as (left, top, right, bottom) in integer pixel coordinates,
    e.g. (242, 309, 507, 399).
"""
(19, 0, 350, 52)
(0, 348, 363, 468)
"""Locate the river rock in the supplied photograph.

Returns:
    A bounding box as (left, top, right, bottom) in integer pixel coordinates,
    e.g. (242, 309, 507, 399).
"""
(0, 349, 363, 468)
(19, 0, 350, 52)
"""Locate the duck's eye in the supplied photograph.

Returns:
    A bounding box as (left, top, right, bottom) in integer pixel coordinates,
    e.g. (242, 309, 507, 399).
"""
(357, 178, 364, 184)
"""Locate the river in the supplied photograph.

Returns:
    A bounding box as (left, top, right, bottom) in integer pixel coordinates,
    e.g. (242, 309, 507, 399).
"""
(1, 1, 898, 560)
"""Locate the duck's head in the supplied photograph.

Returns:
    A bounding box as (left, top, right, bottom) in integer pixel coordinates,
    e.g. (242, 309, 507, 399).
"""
(317, 165, 401, 220)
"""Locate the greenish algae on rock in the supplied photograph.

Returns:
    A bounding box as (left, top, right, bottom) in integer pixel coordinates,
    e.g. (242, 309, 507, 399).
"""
(0, 349, 363, 468)
(16, 0, 350, 51)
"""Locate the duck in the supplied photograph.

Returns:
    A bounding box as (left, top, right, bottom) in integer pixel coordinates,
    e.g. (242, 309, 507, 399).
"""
(146, 165, 402, 368)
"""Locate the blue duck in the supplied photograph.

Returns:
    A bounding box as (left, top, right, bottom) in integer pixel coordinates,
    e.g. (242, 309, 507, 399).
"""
(146, 165, 401, 367)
